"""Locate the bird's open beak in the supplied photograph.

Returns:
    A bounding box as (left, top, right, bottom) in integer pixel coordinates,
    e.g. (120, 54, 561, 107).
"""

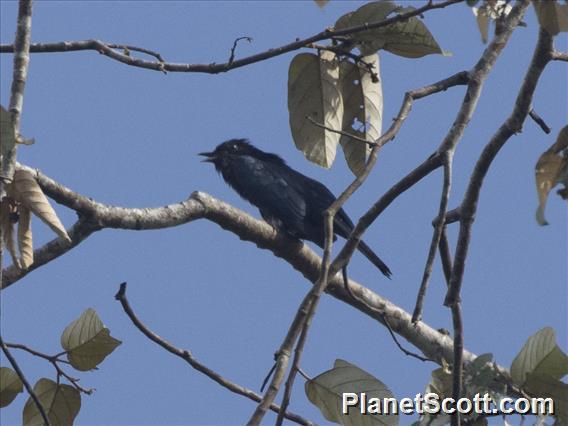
(199, 151, 216, 163)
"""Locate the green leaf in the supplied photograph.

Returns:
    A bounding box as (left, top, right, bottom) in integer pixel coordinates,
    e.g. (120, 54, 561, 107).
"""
(533, 0, 568, 36)
(0, 367, 23, 407)
(0, 105, 16, 160)
(338, 54, 383, 176)
(61, 308, 122, 371)
(467, 353, 493, 376)
(511, 327, 568, 386)
(428, 368, 453, 400)
(335, 2, 398, 34)
(22, 378, 81, 426)
(535, 125, 568, 225)
(334, 1, 445, 58)
(305, 359, 398, 425)
(524, 373, 567, 423)
(288, 51, 343, 168)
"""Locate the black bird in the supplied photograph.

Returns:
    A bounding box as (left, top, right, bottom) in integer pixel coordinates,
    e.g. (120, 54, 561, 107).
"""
(200, 139, 391, 278)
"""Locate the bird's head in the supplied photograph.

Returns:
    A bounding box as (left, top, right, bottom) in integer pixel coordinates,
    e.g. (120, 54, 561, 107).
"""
(199, 139, 286, 171)
(199, 139, 253, 165)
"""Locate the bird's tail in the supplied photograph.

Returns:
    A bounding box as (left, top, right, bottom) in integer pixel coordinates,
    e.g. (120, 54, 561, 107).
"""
(357, 240, 392, 278)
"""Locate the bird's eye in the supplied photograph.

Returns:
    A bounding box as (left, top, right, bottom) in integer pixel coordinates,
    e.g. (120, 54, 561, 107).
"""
(232, 144, 238, 151)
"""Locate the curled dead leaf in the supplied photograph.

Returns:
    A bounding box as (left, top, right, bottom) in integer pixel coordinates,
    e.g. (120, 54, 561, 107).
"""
(535, 125, 568, 225)
(13, 169, 71, 242)
(17, 205, 33, 269)
(1, 199, 21, 269)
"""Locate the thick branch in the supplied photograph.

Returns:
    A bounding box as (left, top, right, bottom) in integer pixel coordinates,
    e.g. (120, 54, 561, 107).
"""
(1, 168, 478, 367)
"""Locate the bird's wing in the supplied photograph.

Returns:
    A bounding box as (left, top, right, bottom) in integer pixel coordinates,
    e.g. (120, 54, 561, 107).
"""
(286, 170, 355, 238)
(232, 156, 307, 235)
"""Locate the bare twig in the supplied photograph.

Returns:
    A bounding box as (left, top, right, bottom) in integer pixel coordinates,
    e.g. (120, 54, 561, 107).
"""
(450, 301, 464, 426)
(0, 1, 463, 74)
(5, 342, 93, 394)
(412, 154, 452, 323)
(381, 313, 434, 363)
(328, 71, 470, 277)
(309, 42, 379, 81)
(307, 116, 374, 147)
(228, 36, 253, 64)
(114, 283, 314, 426)
(438, 226, 453, 286)
(528, 108, 551, 134)
(0, 335, 50, 425)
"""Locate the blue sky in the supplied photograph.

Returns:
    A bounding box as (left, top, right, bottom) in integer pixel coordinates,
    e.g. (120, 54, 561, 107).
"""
(1, 1, 566, 425)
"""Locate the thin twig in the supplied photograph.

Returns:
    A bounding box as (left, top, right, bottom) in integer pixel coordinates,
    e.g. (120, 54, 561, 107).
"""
(114, 283, 314, 426)
(228, 36, 253, 64)
(310, 42, 378, 81)
(450, 302, 464, 426)
(412, 155, 452, 323)
(328, 71, 471, 276)
(438, 227, 453, 286)
(528, 108, 551, 134)
(0, 335, 50, 425)
(6, 342, 94, 394)
(382, 314, 434, 363)
(0, 0, 463, 74)
(342, 266, 357, 301)
(297, 368, 311, 381)
(306, 116, 375, 147)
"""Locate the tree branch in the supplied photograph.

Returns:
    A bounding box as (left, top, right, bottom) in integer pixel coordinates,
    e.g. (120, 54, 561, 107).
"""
(445, 26, 554, 306)
(0, 335, 50, 426)
(412, 153, 452, 323)
(114, 283, 314, 426)
(551, 50, 568, 61)
(0, 1, 463, 74)
(1, 167, 480, 367)
(251, 69, 470, 425)
(1, 0, 33, 187)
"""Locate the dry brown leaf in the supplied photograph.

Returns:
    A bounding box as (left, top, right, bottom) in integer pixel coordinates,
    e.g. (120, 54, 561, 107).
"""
(535, 125, 568, 225)
(1, 199, 21, 270)
(13, 169, 71, 242)
(314, 0, 330, 8)
(17, 205, 33, 269)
